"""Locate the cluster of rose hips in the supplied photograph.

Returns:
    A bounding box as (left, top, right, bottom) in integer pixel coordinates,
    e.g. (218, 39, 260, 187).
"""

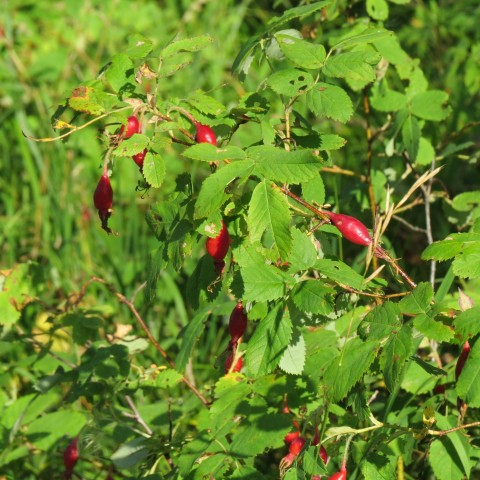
(93, 114, 216, 234)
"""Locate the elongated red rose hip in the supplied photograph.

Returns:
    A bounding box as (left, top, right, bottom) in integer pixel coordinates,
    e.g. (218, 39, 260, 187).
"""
(63, 436, 79, 473)
(284, 430, 300, 444)
(206, 221, 230, 261)
(229, 302, 248, 346)
(94, 168, 113, 234)
(225, 352, 243, 373)
(195, 122, 216, 145)
(328, 465, 347, 480)
(324, 211, 372, 246)
(119, 115, 140, 139)
(456, 341, 471, 381)
(289, 436, 306, 456)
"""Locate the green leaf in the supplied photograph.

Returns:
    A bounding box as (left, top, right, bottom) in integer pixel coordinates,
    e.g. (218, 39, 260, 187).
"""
(275, 34, 326, 69)
(361, 449, 397, 479)
(410, 355, 446, 377)
(457, 340, 480, 407)
(248, 146, 323, 183)
(302, 175, 325, 207)
(292, 280, 334, 315)
(113, 134, 149, 157)
(248, 180, 292, 260)
(332, 27, 393, 49)
(287, 228, 318, 271)
(314, 258, 366, 291)
(358, 302, 402, 341)
(195, 160, 255, 218)
(266, 1, 331, 32)
(26, 410, 87, 450)
(367, 0, 389, 20)
(415, 137, 436, 166)
(245, 303, 292, 377)
(183, 144, 246, 162)
(410, 90, 451, 121)
(422, 233, 480, 261)
(324, 338, 378, 402)
(429, 414, 471, 480)
(161, 35, 214, 57)
(111, 438, 150, 469)
(267, 68, 314, 96)
(68, 86, 107, 115)
(413, 313, 454, 342)
(382, 325, 413, 391)
(175, 306, 215, 372)
(232, 36, 260, 76)
(143, 152, 166, 188)
(307, 83, 353, 123)
(452, 248, 480, 279)
(323, 51, 381, 86)
(452, 191, 480, 212)
(399, 282, 434, 314)
(370, 80, 407, 112)
(184, 90, 225, 116)
(155, 369, 183, 389)
(105, 53, 134, 93)
(455, 306, 480, 342)
(125, 34, 153, 58)
(278, 332, 306, 375)
(235, 245, 290, 303)
(402, 113, 420, 161)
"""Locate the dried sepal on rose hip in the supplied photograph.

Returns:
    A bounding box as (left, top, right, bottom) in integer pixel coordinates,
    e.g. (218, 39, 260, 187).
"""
(93, 167, 113, 234)
(206, 220, 230, 262)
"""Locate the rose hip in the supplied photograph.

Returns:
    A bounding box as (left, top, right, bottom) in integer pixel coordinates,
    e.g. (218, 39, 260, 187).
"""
(225, 352, 243, 373)
(132, 149, 147, 170)
(456, 341, 471, 381)
(195, 122, 216, 145)
(206, 221, 230, 261)
(93, 168, 113, 233)
(328, 466, 347, 480)
(324, 211, 372, 246)
(229, 302, 248, 346)
(289, 436, 306, 456)
(63, 436, 79, 474)
(119, 115, 140, 139)
(284, 430, 300, 444)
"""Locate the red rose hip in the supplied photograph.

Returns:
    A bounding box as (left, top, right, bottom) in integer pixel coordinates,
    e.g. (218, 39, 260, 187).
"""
(132, 149, 147, 169)
(324, 211, 372, 246)
(206, 221, 230, 261)
(195, 122, 216, 145)
(119, 115, 140, 139)
(229, 302, 248, 346)
(63, 436, 79, 473)
(94, 168, 113, 233)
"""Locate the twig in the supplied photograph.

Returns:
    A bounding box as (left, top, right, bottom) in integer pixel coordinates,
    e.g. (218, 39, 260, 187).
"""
(124, 395, 153, 436)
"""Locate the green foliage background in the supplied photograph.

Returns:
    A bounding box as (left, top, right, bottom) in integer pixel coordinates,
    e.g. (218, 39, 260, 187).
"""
(1, 0, 480, 479)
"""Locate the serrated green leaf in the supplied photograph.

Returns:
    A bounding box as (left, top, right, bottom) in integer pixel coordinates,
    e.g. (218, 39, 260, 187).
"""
(185, 90, 225, 116)
(183, 144, 246, 162)
(457, 340, 480, 407)
(361, 449, 397, 480)
(275, 34, 326, 69)
(367, 0, 389, 20)
(68, 86, 107, 115)
(266, 1, 331, 32)
(333, 27, 393, 49)
(358, 302, 402, 341)
(248, 180, 292, 260)
(323, 51, 380, 86)
(248, 146, 323, 183)
(410, 355, 446, 376)
(287, 228, 318, 271)
(416, 137, 435, 166)
(399, 282, 434, 314)
(155, 369, 183, 389)
(245, 303, 292, 377)
(452, 249, 480, 279)
(292, 280, 334, 315)
(159, 53, 193, 77)
(324, 338, 377, 402)
(401, 359, 439, 394)
(113, 134, 149, 157)
(105, 53, 134, 93)
(232, 36, 260, 76)
(161, 35, 213, 57)
(370, 80, 407, 112)
(314, 258, 365, 291)
(413, 313, 454, 342)
(411, 90, 451, 121)
(267, 68, 314, 96)
(307, 83, 353, 123)
(402, 113, 420, 161)
(235, 245, 289, 303)
(422, 233, 480, 261)
(176, 306, 215, 372)
(278, 333, 306, 375)
(143, 152, 166, 188)
(382, 325, 413, 391)
(195, 160, 255, 219)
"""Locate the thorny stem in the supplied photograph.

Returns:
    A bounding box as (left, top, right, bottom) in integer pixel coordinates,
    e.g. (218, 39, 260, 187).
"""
(72, 276, 210, 407)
